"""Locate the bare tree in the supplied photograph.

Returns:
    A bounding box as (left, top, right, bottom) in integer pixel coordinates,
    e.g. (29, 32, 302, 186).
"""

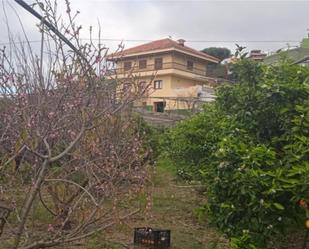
(0, 1, 151, 248)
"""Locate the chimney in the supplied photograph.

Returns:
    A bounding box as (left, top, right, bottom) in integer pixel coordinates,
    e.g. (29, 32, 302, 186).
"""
(177, 39, 186, 46)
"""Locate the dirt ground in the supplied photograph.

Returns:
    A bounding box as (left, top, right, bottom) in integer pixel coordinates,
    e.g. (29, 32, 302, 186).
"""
(95, 163, 229, 249)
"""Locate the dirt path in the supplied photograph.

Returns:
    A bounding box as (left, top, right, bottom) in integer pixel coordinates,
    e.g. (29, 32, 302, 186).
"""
(100, 164, 229, 249)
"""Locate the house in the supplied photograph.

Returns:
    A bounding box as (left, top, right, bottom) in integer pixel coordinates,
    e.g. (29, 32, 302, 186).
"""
(107, 38, 220, 112)
(264, 36, 309, 66)
(248, 50, 267, 62)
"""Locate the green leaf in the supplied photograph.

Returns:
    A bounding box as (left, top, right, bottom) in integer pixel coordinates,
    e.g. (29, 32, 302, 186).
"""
(273, 203, 285, 210)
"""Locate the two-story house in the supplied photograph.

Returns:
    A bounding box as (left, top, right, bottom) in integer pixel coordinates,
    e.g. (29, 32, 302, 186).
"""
(107, 38, 220, 112)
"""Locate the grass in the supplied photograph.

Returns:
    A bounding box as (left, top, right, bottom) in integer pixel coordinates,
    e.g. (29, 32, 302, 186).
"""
(96, 157, 229, 249)
(3, 160, 306, 249)
(1, 157, 228, 249)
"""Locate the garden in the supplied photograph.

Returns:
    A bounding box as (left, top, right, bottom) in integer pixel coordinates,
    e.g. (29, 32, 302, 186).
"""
(0, 1, 308, 248)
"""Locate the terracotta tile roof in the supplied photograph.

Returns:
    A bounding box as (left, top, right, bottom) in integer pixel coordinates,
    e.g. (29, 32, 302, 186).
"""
(109, 38, 220, 63)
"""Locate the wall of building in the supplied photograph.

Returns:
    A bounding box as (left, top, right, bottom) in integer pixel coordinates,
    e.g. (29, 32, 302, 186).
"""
(172, 52, 207, 76)
(136, 75, 202, 98)
(115, 52, 173, 73)
(115, 51, 210, 77)
(134, 74, 205, 111)
(113, 50, 215, 111)
(171, 76, 201, 90)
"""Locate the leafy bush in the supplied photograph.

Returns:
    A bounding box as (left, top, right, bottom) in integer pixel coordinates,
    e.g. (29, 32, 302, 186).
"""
(230, 233, 257, 249)
(163, 59, 309, 248)
(132, 114, 162, 164)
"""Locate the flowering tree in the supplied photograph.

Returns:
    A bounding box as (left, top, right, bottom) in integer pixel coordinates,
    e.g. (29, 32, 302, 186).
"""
(0, 1, 151, 248)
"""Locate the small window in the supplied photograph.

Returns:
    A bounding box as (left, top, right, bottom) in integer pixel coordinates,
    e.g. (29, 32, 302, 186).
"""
(124, 61, 132, 71)
(139, 59, 147, 69)
(154, 80, 162, 89)
(154, 58, 163, 70)
(187, 60, 194, 71)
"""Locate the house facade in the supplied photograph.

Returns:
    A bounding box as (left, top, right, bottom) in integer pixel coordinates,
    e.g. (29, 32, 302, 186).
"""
(107, 38, 220, 112)
(249, 50, 267, 62)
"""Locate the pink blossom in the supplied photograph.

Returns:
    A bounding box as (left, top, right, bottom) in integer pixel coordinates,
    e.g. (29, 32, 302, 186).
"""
(48, 112, 55, 119)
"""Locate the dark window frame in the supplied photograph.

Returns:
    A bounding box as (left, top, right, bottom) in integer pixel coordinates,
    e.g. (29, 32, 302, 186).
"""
(187, 60, 194, 71)
(124, 61, 132, 71)
(139, 59, 147, 69)
(154, 80, 163, 89)
(154, 58, 163, 70)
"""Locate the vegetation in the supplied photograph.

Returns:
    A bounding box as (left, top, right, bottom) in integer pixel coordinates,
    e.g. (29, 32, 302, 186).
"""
(87, 157, 229, 249)
(1, 1, 308, 248)
(163, 59, 309, 248)
(0, 1, 152, 248)
(202, 47, 231, 61)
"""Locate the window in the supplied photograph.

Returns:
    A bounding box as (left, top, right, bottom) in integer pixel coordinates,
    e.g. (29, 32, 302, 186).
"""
(154, 58, 163, 70)
(187, 60, 194, 71)
(154, 80, 162, 89)
(124, 61, 132, 71)
(139, 59, 147, 69)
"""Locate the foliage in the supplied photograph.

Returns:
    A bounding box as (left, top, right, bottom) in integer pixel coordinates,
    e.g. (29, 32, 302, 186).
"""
(0, 1, 152, 248)
(230, 234, 257, 249)
(163, 58, 309, 248)
(132, 114, 162, 164)
(202, 47, 231, 61)
(207, 64, 228, 78)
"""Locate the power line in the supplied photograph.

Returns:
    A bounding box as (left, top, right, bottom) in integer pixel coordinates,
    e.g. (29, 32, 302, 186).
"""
(187, 40, 300, 43)
(0, 38, 301, 46)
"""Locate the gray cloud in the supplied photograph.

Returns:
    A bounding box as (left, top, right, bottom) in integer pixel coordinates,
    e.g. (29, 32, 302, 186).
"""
(1, 0, 309, 54)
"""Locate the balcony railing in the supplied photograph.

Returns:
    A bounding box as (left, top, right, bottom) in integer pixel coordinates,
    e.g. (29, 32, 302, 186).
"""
(107, 62, 209, 77)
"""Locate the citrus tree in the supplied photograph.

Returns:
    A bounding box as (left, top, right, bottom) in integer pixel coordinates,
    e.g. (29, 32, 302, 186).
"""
(163, 59, 309, 248)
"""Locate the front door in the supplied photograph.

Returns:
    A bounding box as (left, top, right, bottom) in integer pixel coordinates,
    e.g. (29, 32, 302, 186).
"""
(154, 102, 164, 112)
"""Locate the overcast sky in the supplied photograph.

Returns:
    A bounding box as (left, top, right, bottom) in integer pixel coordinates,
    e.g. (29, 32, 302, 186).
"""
(1, 0, 309, 54)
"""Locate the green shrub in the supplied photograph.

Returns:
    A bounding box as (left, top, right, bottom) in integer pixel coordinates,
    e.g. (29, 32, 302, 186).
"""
(163, 59, 309, 248)
(230, 233, 257, 249)
(133, 113, 162, 164)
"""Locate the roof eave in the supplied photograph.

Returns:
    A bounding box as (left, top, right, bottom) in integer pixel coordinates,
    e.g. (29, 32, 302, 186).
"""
(107, 47, 220, 63)
(106, 48, 173, 61)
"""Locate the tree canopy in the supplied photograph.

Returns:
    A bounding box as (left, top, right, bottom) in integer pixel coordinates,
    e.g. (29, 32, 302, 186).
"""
(202, 47, 231, 61)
